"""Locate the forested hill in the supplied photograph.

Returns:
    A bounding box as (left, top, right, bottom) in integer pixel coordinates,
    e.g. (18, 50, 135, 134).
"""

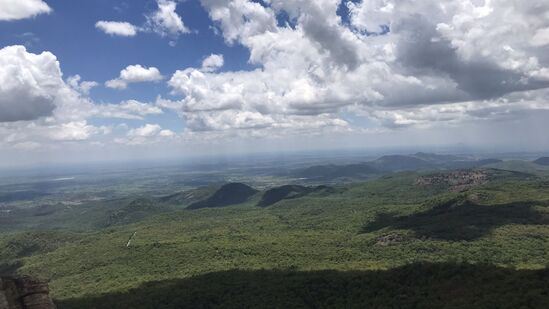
(1, 168, 547, 308)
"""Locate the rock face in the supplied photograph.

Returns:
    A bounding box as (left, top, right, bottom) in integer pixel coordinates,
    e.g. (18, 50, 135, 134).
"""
(0, 277, 56, 309)
(415, 170, 488, 192)
(375, 234, 406, 246)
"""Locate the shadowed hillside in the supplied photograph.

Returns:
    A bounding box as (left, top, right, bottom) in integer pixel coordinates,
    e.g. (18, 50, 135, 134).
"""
(257, 185, 337, 207)
(188, 183, 258, 209)
(56, 263, 549, 309)
(534, 157, 549, 166)
(363, 197, 549, 240)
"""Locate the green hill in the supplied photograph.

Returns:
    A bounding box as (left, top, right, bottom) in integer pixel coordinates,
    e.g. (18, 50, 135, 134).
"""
(159, 186, 218, 207)
(1, 169, 548, 307)
(412, 152, 464, 163)
(257, 185, 311, 207)
(534, 157, 549, 166)
(187, 183, 258, 209)
(257, 185, 336, 207)
(486, 160, 549, 175)
(372, 155, 434, 171)
(296, 153, 501, 181)
(104, 198, 172, 227)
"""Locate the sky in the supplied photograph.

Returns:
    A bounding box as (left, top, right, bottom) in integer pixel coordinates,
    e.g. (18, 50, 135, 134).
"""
(1, 0, 549, 167)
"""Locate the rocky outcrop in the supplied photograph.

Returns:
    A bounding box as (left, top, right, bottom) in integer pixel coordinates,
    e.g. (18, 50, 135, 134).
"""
(0, 277, 56, 309)
(415, 170, 488, 192)
(375, 233, 406, 246)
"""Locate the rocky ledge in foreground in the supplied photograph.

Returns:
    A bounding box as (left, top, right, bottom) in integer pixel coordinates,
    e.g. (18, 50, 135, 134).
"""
(0, 277, 56, 309)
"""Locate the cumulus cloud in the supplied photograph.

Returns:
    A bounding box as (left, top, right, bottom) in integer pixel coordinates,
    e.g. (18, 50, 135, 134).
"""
(203, 0, 277, 44)
(346, 0, 393, 34)
(0, 0, 52, 21)
(145, 0, 190, 37)
(0, 118, 110, 146)
(0, 46, 171, 151)
(67, 75, 98, 95)
(106, 65, 163, 89)
(5, 0, 549, 154)
(0, 45, 62, 122)
(128, 124, 163, 137)
(94, 100, 163, 120)
(368, 88, 549, 128)
(161, 0, 549, 133)
(201, 54, 224, 72)
(48, 121, 106, 141)
(393, 14, 548, 102)
(95, 21, 138, 37)
(97, 0, 190, 40)
(120, 123, 175, 145)
(0, 46, 121, 148)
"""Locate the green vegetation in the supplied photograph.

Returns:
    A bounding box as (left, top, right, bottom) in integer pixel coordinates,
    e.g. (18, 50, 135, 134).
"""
(363, 196, 549, 240)
(534, 157, 549, 166)
(104, 198, 172, 227)
(295, 153, 504, 181)
(298, 163, 379, 180)
(187, 183, 258, 209)
(0, 165, 548, 308)
(58, 264, 549, 309)
(486, 160, 549, 176)
(257, 185, 337, 207)
(159, 185, 218, 207)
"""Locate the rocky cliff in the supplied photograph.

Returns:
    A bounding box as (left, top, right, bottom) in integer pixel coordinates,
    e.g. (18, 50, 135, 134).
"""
(0, 277, 56, 309)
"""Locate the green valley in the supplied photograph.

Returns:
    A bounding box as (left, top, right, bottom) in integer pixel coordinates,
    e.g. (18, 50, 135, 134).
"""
(1, 156, 548, 308)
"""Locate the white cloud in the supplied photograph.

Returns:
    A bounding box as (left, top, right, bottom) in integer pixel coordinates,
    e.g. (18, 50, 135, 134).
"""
(128, 124, 163, 137)
(95, 21, 138, 37)
(0, 46, 122, 148)
(95, 0, 190, 40)
(12, 141, 41, 150)
(202, 0, 277, 44)
(67, 75, 98, 95)
(365, 88, 549, 128)
(531, 27, 549, 47)
(0, 0, 52, 21)
(0, 45, 62, 122)
(158, 129, 175, 137)
(48, 121, 105, 141)
(94, 100, 163, 120)
(347, 0, 394, 33)
(145, 0, 190, 37)
(0, 118, 110, 146)
(122, 123, 176, 145)
(0, 46, 171, 151)
(5, 0, 549, 157)
(161, 0, 549, 133)
(201, 54, 224, 72)
(106, 65, 163, 89)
